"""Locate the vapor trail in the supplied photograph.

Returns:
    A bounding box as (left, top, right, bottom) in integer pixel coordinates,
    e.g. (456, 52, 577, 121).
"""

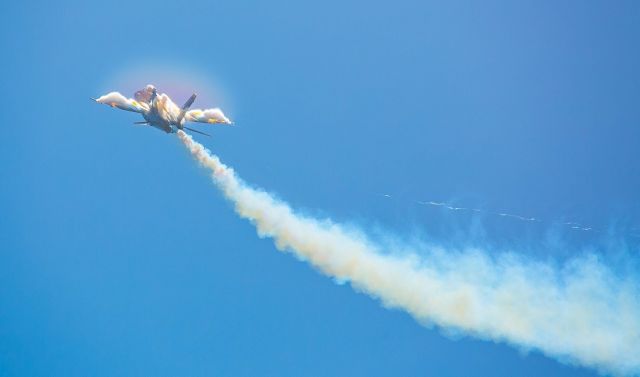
(177, 131, 639, 376)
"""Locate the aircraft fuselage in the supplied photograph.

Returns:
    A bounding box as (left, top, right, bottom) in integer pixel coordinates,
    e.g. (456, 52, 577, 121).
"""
(141, 90, 182, 133)
(142, 105, 174, 133)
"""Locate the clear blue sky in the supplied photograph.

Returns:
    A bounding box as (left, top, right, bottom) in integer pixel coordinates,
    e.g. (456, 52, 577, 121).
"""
(1, 1, 639, 376)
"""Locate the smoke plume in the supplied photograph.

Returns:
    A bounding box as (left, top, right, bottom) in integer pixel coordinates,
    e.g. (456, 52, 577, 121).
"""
(177, 131, 639, 376)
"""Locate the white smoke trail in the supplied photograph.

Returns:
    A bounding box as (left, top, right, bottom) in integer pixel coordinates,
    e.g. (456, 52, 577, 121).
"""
(177, 131, 640, 376)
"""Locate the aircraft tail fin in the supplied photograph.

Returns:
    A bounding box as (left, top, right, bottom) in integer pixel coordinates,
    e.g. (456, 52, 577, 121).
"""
(182, 94, 197, 110)
(177, 93, 197, 124)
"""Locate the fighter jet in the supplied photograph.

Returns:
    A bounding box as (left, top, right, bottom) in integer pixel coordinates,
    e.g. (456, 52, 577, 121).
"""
(93, 84, 232, 136)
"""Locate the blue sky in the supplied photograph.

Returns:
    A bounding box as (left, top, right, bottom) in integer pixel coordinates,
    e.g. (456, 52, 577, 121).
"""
(1, 1, 639, 376)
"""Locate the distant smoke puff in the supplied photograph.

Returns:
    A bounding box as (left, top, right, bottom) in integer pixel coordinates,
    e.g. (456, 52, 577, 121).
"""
(178, 130, 640, 376)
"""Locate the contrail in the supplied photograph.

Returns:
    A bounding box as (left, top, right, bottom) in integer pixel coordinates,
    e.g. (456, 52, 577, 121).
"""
(178, 131, 639, 376)
(378, 193, 637, 236)
(408, 197, 611, 234)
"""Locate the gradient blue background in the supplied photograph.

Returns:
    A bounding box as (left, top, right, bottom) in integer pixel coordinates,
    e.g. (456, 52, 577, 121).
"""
(1, 1, 639, 376)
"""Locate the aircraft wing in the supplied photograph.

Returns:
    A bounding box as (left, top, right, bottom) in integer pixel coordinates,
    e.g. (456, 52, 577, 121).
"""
(184, 108, 232, 125)
(94, 92, 150, 113)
